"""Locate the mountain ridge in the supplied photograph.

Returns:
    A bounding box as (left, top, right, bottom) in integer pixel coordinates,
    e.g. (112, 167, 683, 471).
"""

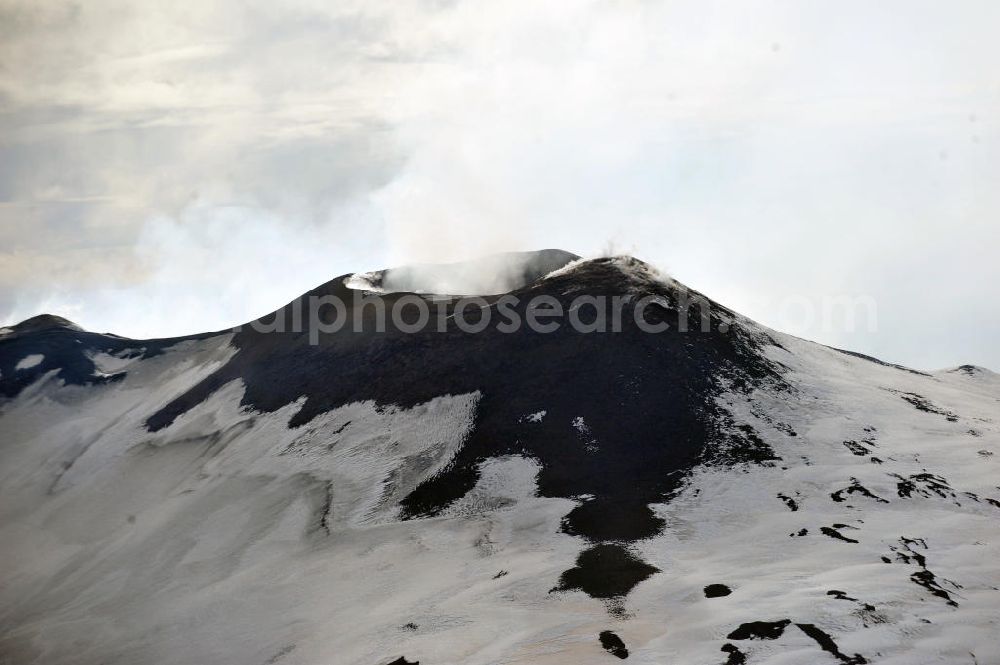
(1, 250, 998, 664)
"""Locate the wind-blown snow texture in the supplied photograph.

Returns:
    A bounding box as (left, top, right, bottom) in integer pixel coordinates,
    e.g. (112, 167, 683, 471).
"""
(1, 251, 998, 665)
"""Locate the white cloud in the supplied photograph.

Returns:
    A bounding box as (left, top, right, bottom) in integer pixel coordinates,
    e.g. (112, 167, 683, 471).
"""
(1, 0, 998, 368)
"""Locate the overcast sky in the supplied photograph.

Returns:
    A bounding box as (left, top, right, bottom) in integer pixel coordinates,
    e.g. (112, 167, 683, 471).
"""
(1, 0, 998, 370)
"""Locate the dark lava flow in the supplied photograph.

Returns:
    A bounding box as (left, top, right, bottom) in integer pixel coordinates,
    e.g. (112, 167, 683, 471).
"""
(726, 620, 866, 664)
(727, 620, 791, 640)
(720, 643, 746, 664)
(4, 251, 784, 602)
(554, 544, 660, 599)
(704, 583, 732, 598)
(598, 631, 629, 659)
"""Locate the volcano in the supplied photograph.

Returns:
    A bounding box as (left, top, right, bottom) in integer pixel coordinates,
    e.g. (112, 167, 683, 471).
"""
(1, 251, 998, 665)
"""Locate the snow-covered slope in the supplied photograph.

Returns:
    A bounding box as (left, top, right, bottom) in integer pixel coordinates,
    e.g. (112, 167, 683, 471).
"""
(0, 252, 997, 665)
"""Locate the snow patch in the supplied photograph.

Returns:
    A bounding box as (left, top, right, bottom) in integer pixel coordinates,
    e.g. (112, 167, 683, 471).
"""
(521, 410, 546, 423)
(444, 455, 542, 518)
(541, 257, 589, 281)
(15, 354, 44, 371)
(87, 350, 142, 376)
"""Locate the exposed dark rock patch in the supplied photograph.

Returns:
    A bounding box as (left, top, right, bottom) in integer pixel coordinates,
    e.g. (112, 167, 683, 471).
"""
(790, 528, 808, 537)
(891, 472, 955, 500)
(704, 583, 732, 598)
(855, 606, 888, 627)
(891, 472, 1000, 510)
(560, 498, 666, 542)
(843, 440, 871, 456)
(844, 430, 880, 461)
(316, 481, 333, 535)
(726, 619, 866, 664)
(831, 478, 889, 504)
(721, 643, 746, 664)
(386, 659, 418, 665)
(827, 591, 883, 625)
(774, 421, 797, 437)
(963, 491, 986, 505)
(727, 619, 791, 640)
(796, 623, 867, 664)
(827, 589, 858, 602)
(703, 418, 781, 466)
(909, 570, 959, 606)
(888, 537, 960, 607)
(493, 570, 508, 579)
(598, 631, 629, 659)
(888, 390, 960, 422)
(747, 406, 797, 438)
(821, 525, 859, 544)
(777, 493, 798, 511)
(554, 544, 660, 599)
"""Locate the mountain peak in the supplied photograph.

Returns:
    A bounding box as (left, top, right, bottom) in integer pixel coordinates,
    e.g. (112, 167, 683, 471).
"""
(10, 314, 83, 334)
(940, 364, 997, 378)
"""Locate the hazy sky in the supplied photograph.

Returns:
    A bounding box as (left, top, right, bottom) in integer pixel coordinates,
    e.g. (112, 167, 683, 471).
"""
(1, 0, 998, 370)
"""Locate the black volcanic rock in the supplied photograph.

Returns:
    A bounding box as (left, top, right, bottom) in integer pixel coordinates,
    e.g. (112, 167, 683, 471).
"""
(10, 314, 82, 333)
(554, 544, 660, 599)
(727, 620, 791, 640)
(704, 583, 732, 598)
(598, 630, 629, 659)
